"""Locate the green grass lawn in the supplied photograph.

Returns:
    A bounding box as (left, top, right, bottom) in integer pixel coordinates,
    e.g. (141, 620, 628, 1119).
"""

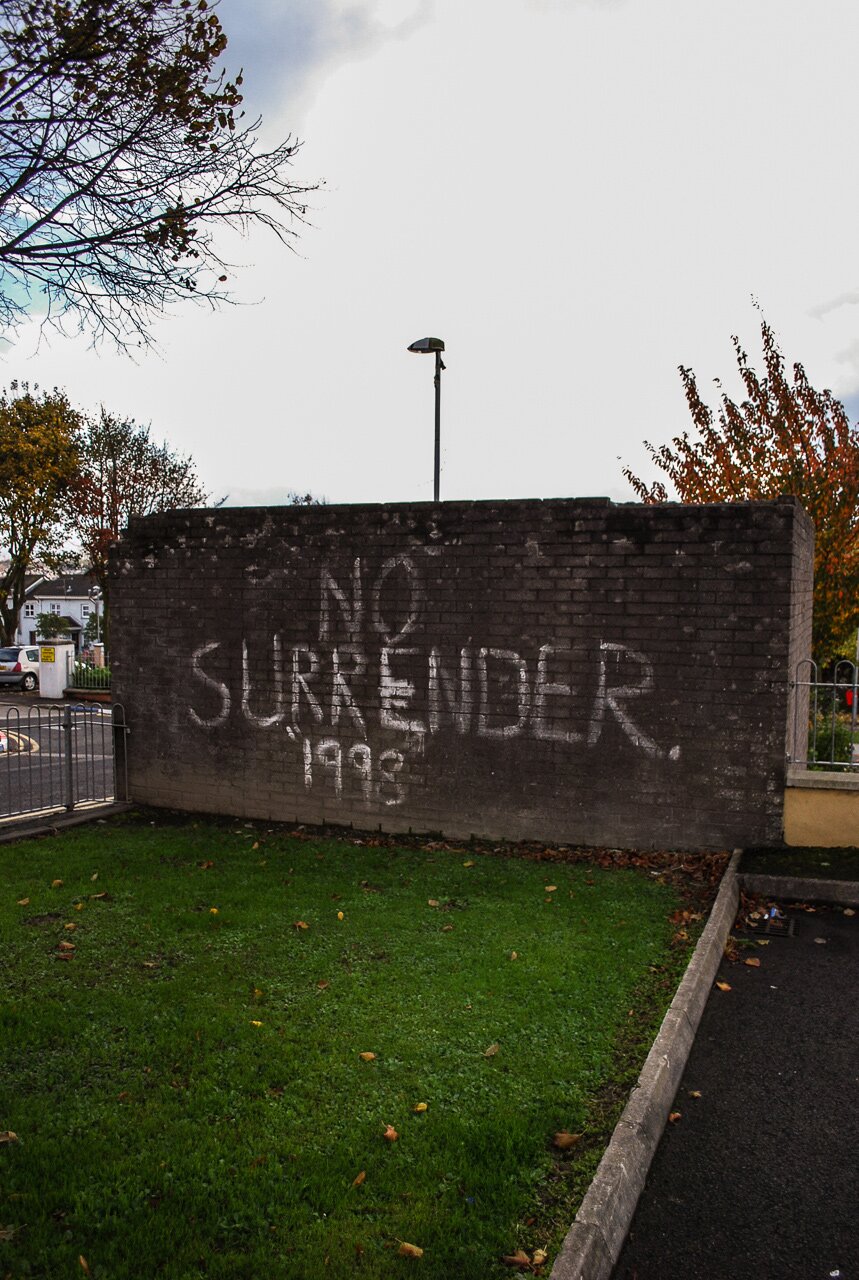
(0, 815, 691, 1279)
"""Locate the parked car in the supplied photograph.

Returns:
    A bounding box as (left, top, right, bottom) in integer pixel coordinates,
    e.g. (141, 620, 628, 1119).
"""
(0, 728, 7, 752)
(0, 645, 40, 691)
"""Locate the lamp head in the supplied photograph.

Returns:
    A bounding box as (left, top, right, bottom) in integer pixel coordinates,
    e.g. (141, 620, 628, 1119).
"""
(407, 337, 445, 354)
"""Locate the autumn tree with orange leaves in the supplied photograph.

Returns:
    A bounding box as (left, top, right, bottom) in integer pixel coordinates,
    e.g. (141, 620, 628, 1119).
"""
(624, 318, 859, 662)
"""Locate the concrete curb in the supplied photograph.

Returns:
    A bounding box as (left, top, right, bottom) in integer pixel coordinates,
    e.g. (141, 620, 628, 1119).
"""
(0, 802, 131, 843)
(738, 872, 859, 907)
(549, 850, 741, 1280)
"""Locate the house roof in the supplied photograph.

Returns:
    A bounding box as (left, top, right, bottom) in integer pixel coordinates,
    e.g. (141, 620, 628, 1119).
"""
(30, 572, 97, 599)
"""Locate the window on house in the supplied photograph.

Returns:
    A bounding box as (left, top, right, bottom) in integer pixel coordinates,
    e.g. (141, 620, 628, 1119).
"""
(81, 604, 91, 617)
(24, 603, 35, 618)
(49, 602, 61, 615)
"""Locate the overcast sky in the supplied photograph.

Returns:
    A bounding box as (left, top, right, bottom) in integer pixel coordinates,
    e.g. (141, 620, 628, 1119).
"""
(7, 0, 859, 507)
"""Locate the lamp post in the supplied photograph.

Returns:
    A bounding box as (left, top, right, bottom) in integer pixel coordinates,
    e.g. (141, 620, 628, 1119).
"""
(407, 337, 446, 502)
(88, 587, 102, 646)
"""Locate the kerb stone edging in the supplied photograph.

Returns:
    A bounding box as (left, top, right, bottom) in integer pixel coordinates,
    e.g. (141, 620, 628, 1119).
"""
(549, 850, 741, 1280)
(738, 872, 859, 907)
(0, 803, 131, 843)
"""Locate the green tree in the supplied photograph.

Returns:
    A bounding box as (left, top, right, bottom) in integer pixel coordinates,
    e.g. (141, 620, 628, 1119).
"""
(0, 0, 316, 347)
(0, 384, 81, 645)
(35, 611, 70, 640)
(623, 317, 859, 662)
(67, 410, 207, 644)
(83, 611, 102, 645)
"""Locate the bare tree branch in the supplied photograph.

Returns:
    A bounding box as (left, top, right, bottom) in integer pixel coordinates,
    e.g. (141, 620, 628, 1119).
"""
(0, 0, 318, 348)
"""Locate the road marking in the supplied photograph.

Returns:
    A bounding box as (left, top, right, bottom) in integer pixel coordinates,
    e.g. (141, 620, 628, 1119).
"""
(0, 731, 40, 756)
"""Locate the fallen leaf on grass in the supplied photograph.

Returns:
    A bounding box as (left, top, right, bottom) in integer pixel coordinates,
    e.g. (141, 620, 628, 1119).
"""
(337, 911, 344, 921)
(16, 898, 29, 906)
(715, 981, 732, 992)
(441, 924, 454, 932)
(413, 1102, 428, 1113)
(544, 885, 557, 893)
(117, 1091, 130, 1103)
(64, 922, 77, 931)
(250, 1020, 263, 1028)
(316, 980, 330, 990)
(382, 1124, 398, 1142)
(744, 956, 761, 967)
(483, 1043, 500, 1058)
(209, 907, 219, 915)
(502, 1249, 532, 1268)
(141, 961, 159, 969)
(553, 1131, 581, 1150)
(463, 860, 475, 867)
(352, 1170, 366, 1187)
(90, 892, 107, 900)
(359, 1052, 376, 1062)
(0, 1225, 21, 1241)
(0, 1131, 19, 1144)
(427, 899, 440, 908)
(670, 908, 702, 926)
(199, 860, 214, 870)
(398, 1241, 423, 1258)
(293, 921, 309, 930)
(532, 1249, 548, 1266)
(668, 1112, 681, 1123)
(58, 940, 75, 951)
(79, 1256, 91, 1276)
(510, 951, 518, 960)
(90, 873, 98, 882)
(51, 879, 63, 888)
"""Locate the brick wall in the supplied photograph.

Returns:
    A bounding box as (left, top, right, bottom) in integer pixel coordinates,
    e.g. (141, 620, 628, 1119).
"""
(110, 497, 813, 850)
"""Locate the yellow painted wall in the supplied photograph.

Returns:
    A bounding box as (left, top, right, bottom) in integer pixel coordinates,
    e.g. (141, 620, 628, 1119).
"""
(784, 786, 859, 848)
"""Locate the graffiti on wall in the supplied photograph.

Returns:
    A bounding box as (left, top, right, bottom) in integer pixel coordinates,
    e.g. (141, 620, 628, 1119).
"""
(187, 555, 679, 806)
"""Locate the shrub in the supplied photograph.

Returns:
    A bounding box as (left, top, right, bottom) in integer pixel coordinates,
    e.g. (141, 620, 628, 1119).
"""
(808, 711, 855, 768)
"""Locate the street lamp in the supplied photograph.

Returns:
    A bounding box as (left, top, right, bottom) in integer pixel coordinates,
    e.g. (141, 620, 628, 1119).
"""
(88, 587, 102, 645)
(407, 336, 446, 502)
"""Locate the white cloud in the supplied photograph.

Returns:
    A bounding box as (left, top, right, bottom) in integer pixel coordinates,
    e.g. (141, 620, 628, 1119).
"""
(6, 0, 859, 508)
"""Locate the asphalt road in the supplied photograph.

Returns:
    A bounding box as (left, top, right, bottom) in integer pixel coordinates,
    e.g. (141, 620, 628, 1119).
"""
(0, 697, 117, 818)
(614, 901, 859, 1280)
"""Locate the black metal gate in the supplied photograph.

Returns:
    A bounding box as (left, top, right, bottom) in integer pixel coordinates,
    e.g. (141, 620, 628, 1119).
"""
(0, 703, 127, 821)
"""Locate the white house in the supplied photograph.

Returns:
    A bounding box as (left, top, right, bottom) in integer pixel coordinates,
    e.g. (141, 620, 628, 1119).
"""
(14, 571, 103, 652)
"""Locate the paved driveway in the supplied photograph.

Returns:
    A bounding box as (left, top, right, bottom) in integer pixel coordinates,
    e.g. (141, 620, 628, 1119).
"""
(615, 901, 858, 1279)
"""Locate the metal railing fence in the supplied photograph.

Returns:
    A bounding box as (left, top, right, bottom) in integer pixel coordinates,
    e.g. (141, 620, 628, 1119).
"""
(790, 659, 859, 771)
(0, 703, 127, 820)
(65, 651, 112, 691)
